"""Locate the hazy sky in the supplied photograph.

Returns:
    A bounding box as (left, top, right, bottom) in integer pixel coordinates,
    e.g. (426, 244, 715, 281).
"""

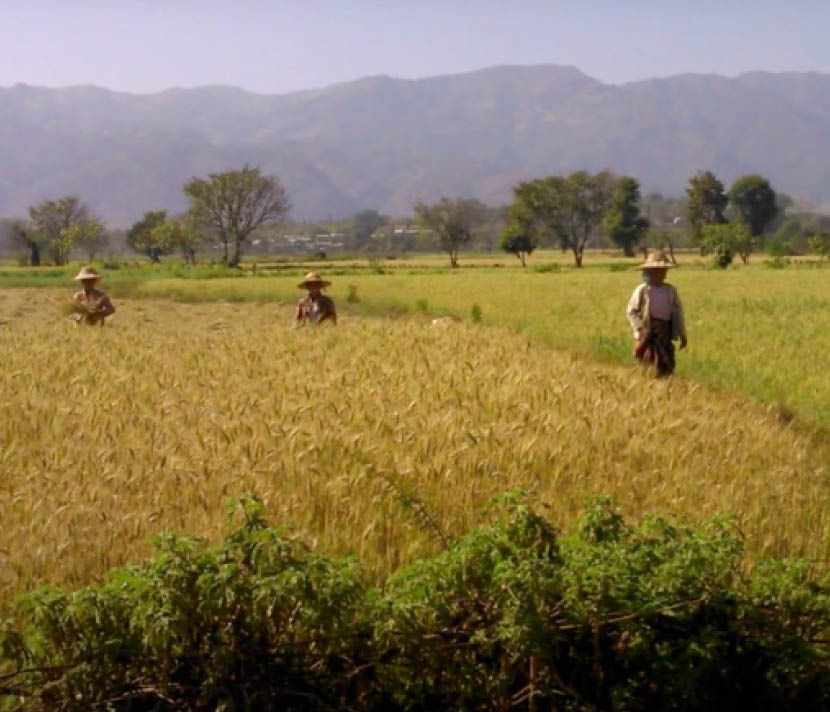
(2, 0, 829, 94)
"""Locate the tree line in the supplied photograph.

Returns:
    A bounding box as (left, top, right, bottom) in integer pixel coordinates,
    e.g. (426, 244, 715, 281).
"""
(4, 164, 828, 268)
(418, 170, 788, 268)
(3, 165, 290, 268)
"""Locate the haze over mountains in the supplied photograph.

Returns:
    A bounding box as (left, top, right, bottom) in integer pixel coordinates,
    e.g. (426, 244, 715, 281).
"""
(2, 64, 830, 224)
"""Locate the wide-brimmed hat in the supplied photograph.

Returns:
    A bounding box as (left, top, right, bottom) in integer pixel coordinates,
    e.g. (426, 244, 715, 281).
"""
(73, 266, 101, 281)
(297, 272, 331, 289)
(639, 250, 675, 270)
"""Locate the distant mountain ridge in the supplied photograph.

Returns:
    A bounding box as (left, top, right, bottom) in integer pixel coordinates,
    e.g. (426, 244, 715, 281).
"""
(2, 65, 830, 224)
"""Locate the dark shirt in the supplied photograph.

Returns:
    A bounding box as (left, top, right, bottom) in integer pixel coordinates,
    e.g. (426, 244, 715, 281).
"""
(295, 294, 336, 324)
(72, 288, 116, 325)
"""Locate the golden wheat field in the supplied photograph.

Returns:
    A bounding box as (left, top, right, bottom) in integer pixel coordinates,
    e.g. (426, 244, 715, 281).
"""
(127, 264, 830, 425)
(0, 288, 828, 603)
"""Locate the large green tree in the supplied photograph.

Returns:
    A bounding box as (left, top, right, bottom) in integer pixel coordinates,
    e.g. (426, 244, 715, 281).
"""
(728, 174, 778, 238)
(602, 176, 649, 257)
(126, 211, 170, 263)
(28, 196, 95, 266)
(151, 218, 206, 266)
(510, 170, 614, 267)
(65, 221, 109, 261)
(686, 171, 728, 248)
(184, 165, 290, 267)
(414, 197, 484, 267)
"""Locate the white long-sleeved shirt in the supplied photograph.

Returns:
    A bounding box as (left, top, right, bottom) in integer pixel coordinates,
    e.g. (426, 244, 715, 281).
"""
(626, 282, 687, 341)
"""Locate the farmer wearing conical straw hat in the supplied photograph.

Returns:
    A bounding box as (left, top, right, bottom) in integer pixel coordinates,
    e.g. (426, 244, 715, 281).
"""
(71, 266, 116, 326)
(626, 250, 687, 376)
(295, 272, 337, 325)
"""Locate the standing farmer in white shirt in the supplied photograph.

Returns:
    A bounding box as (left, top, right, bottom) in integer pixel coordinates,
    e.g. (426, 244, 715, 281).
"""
(626, 251, 687, 377)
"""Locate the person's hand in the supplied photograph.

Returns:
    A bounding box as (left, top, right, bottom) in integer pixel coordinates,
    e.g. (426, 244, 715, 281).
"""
(679, 337, 688, 350)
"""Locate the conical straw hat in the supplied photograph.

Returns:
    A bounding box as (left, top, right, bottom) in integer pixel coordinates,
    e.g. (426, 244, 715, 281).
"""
(639, 250, 675, 269)
(73, 266, 102, 281)
(297, 272, 331, 289)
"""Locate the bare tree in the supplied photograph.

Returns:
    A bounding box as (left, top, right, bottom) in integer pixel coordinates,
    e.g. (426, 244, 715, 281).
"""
(183, 165, 291, 267)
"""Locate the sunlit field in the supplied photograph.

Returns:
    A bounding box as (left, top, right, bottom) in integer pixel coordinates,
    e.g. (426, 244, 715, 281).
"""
(0, 289, 827, 604)
(105, 259, 830, 425)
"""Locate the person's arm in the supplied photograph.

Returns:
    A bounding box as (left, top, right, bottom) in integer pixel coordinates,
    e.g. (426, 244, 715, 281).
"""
(96, 295, 115, 318)
(626, 284, 646, 339)
(326, 298, 337, 325)
(295, 298, 305, 323)
(671, 287, 687, 348)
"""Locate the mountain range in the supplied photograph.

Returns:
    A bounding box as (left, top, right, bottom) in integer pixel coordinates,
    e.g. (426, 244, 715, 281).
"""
(2, 65, 830, 224)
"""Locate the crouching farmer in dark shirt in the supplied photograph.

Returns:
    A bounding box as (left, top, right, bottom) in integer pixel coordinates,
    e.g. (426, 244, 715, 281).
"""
(295, 272, 337, 325)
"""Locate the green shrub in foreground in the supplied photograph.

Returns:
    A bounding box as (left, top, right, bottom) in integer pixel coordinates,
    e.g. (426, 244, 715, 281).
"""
(1, 494, 828, 711)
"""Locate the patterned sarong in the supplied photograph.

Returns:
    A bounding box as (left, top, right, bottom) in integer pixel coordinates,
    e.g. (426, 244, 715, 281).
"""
(635, 318, 675, 377)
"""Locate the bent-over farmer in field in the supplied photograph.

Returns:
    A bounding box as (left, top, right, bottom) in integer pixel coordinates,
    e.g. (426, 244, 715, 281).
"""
(71, 266, 116, 326)
(295, 272, 337, 325)
(626, 250, 687, 377)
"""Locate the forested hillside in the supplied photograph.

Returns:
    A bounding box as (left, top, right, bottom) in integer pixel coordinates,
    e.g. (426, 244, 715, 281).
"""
(2, 65, 830, 222)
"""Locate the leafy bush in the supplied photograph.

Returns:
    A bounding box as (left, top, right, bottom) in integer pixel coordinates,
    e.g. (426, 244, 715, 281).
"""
(766, 239, 790, 258)
(808, 232, 830, 261)
(714, 242, 734, 268)
(701, 224, 749, 266)
(1, 495, 828, 711)
(0, 496, 370, 711)
(764, 237, 792, 272)
(347, 284, 360, 303)
(368, 257, 386, 274)
(470, 303, 483, 323)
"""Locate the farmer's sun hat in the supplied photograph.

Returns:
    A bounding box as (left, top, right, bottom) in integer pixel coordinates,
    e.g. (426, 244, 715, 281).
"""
(639, 250, 675, 269)
(297, 272, 331, 289)
(73, 266, 102, 281)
